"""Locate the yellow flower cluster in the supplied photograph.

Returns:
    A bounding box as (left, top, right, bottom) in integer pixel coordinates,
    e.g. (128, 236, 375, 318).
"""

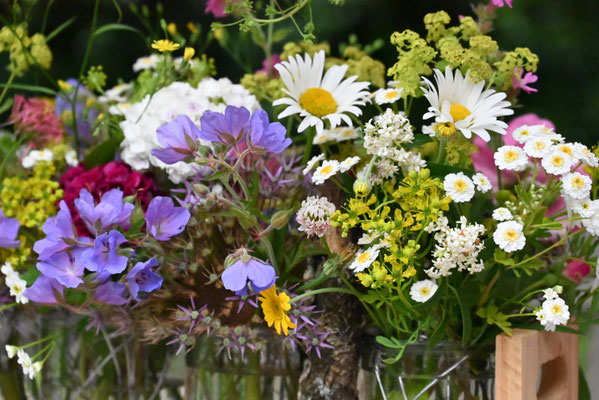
(241, 72, 284, 102)
(1, 162, 63, 229)
(0, 25, 52, 76)
(0, 236, 32, 271)
(494, 47, 539, 91)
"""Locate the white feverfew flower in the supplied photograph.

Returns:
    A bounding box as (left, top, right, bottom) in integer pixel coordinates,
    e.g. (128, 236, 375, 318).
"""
(273, 50, 370, 135)
(374, 87, 403, 105)
(572, 198, 599, 218)
(472, 172, 492, 192)
(492, 207, 513, 221)
(133, 54, 161, 72)
(313, 130, 333, 144)
(421, 66, 513, 142)
(553, 143, 578, 161)
(329, 126, 359, 143)
(22, 149, 53, 169)
(6, 274, 29, 304)
(494, 145, 528, 171)
(583, 210, 599, 236)
(524, 136, 553, 158)
(535, 309, 555, 332)
(1, 262, 16, 278)
(303, 154, 325, 175)
(348, 245, 381, 273)
(443, 172, 475, 203)
(542, 297, 570, 328)
(358, 231, 379, 245)
(530, 125, 563, 142)
(493, 221, 526, 252)
(543, 287, 559, 300)
(541, 150, 575, 175)
(511, 125, 536, 143)
(339, 156, 360, 173)
(64, 149, 78, 167)
(296, 196, 336, 238)
(98, 83, 132, 103)
(561, 172, 592, 200)
(17, 349, 36, 380)
(312, 160, 340, 185)
(409, 280, 438, 303)
(573, 143, 599, 167)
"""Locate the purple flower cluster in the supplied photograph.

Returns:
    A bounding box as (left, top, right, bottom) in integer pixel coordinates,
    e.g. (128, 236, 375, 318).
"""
(25, 188, 190, 306)
(0, 208, 20, 248)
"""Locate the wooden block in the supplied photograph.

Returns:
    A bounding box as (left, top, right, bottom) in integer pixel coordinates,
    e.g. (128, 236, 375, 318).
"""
(495, 328, 578, 400)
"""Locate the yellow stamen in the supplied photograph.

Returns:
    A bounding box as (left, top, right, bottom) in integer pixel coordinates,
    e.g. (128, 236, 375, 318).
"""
(504, 150, 519, 162)
(357, 252, 371, 263)
(385, 90, 399, 99)
(454, 180, 468, 192)
(299, 88, 337, 118)
(504, 229, 519, 242)
(449, 104, 471, 122)
(319, 165, 333, 175)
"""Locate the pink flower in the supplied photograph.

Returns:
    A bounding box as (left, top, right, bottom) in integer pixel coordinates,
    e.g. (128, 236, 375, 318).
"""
(10, 95, 63, 148)
(256, 54, 282, 77)
(512, 67, 538, 94)
(563, 259, 592, 283)
(205, 0, 231, 18)
(491, 0, 513, 7)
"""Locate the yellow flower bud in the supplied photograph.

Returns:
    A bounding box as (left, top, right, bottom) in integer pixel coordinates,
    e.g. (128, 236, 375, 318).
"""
(183, 47, 195, 61)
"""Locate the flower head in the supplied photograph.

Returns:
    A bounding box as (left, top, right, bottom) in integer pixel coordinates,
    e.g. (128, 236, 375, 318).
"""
(74, 188, 134, 236)
(36, 248, 86, 288)
(221, 256, 276, 295)
(494, 145, 528, 171)
(542, 150, 575, 175)
(373, 88, 403, 105)
(127, 258, 163, 300)
(198, 105, 250, 146)
(493, 221, 526, 252)
(259, 285, 296, 335)
(296, 196, 336, 238)
(349, 246, 381, 273)
(443, 172, 475, 203)
(561, 172, 592, 200)
(95, 281, 128, 305)
(302, 154, 325, 175)
(246, 109, 291, 154)
(409, 280, 438, 303)
(492, 207, 513, 221)
(82, 230, 129, 275)
(312, 160, 339, 185)
(563, 259, 591, 283)
(151, 40, 180, 52)
(524, 136, 552, 158)
(23, 275, 63, 304)
(4, 273, 29, 304)
(133, 54, 161, 72)
(33, 201, 79, 260)
(17, 349, 36, 380)
(145, 196, 191, 241)
(0, 208, 20, 248)
(472, 172, 492, 193)
(22, 149, 53, 168)
(512, 67, 538, 94)
(151, 115, 201, 164)
(10, 95, 63, 147)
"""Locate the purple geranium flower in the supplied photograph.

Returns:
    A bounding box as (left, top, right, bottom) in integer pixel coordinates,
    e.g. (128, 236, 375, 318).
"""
(36, 247, 86, 288)
(127, 258, 163, 300)
(0, 208, 20, 248)
(33, 201, 79, 260)
(95, 281, 128, 305)
(198, 105, 251, 145)
(221, 258, 276, 294)
(82, 230, 129, 274)
(146, 196, 190, 241)
(247, 109, 291, 154)
(151, 115, 201, 164)
(23, 275, 63, 304)
(74, 188, 134, 236)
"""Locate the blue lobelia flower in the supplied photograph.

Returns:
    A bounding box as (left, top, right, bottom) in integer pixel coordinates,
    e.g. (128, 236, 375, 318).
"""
(127, 258, 163, 300)
(198, 105, 251, 146)
(33, 201, 81, 261)
(36, 247, 86, 288)
(221, 257, 276, 295)
(95, 281, 128, 305)
(145, 196, 190, 241)
(82, 230, 129, 275)
(0, 208, 20, 248)
(74, 188, 134, 236)
(151, 115, 201, 164)
(247, 109, 291, 154)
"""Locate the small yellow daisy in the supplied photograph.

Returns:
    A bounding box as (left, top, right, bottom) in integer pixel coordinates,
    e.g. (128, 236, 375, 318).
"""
(151, 39, 180, 52)
(259, 285, 296, 336)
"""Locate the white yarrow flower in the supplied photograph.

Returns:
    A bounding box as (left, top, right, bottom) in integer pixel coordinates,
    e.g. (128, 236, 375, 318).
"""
(443, 172, 475, 203)
(561, 172, 592, 200)
(494, 145, 528, 171)
(312, 160, 340, 185)
(472, 172, 492, 192)
(492, 207, 513, 221)
(409, 280, 438, 303)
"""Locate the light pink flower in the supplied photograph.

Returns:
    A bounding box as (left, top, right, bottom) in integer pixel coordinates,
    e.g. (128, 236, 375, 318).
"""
(513, 67, 538, 94)
(256, 54, 282, 77)
(205, 0, 229, 18)
(491, 0, 513, 8)
(563, 259, 592, 283)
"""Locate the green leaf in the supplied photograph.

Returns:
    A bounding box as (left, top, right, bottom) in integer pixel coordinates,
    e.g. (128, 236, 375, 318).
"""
(0, 83, 56, 96)
(0, 98, 14, 114)
(93, 23, 144, 39)
(375, 335, 402, 349)
(427, 162, 474, 178)
(272, 28, 291, 43)
(45, 16, 76, 42)
(449, 285, 472, 344)
(83, 135, 123, 169)
(406, 134, 432, 149)
(494, 249, 515, 266)
(205, 170, 229, 181)
(579, 366, 591, 400)
(20, 269, 40, 286)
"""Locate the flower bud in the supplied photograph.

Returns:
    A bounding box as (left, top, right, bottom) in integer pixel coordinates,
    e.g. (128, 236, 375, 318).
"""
(353, 178, 372, 197)
(270, 208, 294, 229)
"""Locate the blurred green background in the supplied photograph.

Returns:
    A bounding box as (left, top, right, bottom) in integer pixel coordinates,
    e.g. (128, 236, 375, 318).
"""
(1, 0, 598, 146)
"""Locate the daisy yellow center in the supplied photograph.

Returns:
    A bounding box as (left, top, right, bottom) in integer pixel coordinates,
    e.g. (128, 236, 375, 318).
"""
(419, 287, 431, 296)
(319, 165, 333, 176)
(520, 130, 530, 137)
(571, 177, 585, 189)
(449, 104, 471, 122)
(358, 252, 371, 263)
(453, 180, 468, 192)
(558, 146, 573, 156)
(434, 122, 457, 138)
(299, 88, 337, 118)
(533, 141, 546, 150)
(551, 156, 565, 167)
(551, 305, 562, 315)
(504, 150, 519, 162)
(385, 90, 399, 99)
(503, 229, 519, 242)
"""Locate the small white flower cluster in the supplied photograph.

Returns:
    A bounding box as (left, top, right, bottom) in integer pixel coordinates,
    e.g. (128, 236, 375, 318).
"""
(425, 216, 486, 278)
(357, 159, 399, 185)
(305, 156, 360, 185)
(493, 220, 526, 253)
(363, 109, 426, 171)
(313, 126, 359, 144)
(535, 286, 570, 332)
(443, 172, 491, 203)
(113, 79, 260, 183)
(409, 279, 438, 303)
(492, 207, 513, 221)
(296, 196, 337, 238)
(1, 262, 28, 304)
(22, 149, 53, 169)
(6, 346, 42, 379)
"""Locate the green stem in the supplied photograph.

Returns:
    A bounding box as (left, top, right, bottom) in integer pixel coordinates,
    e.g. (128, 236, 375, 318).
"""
(289, 287, 354, 304)
(510, 230, 580, 269)
(0, 71, 16, 107)
(302, 127, 316, 165)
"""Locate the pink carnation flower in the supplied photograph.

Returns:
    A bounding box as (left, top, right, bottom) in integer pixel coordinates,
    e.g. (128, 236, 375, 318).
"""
(10, 95, 63, 148)
(563, 259, 592, 283)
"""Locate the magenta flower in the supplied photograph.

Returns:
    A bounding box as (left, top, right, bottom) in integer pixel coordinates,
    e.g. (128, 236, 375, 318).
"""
(512, 67, 538, 94)
(247, 109, 291, 154)
(0, 208, 20, 248)
(563, 259, 592, 283)
(74, 188, 134, 236)
(24, 275, 63, 304)
(145, 196, 191, 241)
(198, 105, 251, 146)
(491, 0, 512, 8)
(205, 0, 231, 18)
(151, 115, 201, 164)
(82, 230, 129, 275)
(256, 54, 282, 77)
(127, 258, 163, 300)
(36, 248, 86, 288)
(95, 281, 128, 305)
(221, 258, 276, 295)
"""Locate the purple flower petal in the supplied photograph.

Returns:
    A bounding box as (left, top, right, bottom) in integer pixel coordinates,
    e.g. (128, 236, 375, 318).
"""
(151, 115, 200, 164)
(127, 258, 162, 300)
(0, 208, 20, 248)
(222, 261, 249, 292)
(146, 197, 190, 241)
(23, 275, 63, 304)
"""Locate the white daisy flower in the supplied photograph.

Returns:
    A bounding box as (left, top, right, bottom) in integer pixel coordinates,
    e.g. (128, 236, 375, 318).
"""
(409, 280, 438, 303)
(573, 143, 599, 167)
(64, 150, 78, 167)
(421, 66, 513, 142)
(472, 172, 492, 192)
(541, 150, 575, 175)
(374, 88, 403, 105)
(22, 149, 53, 169)
(561, 172, 592, 200)
(572, 198, 599, 218)
(492, 207, 513, 221)
(302, 154, 325, 175)
(339, 156, 360, 173)
(133, 54, 161, 72)
(312, 160, 340, 185)
(494, 145, 528, 171)
(273, 50, 370, 134)
(523, 137, 553, 158)
(5, 345, 17, 359)
(17, 349, 36, 380)
(6, 274, 29, 304)
(541, 297, 570, 328)
(512, 125, 537, 143)
(443, 172, 475, 203)
(331, 126, 359, 142)
(348, 245, 381, 273)
(493, 221, 526, 252)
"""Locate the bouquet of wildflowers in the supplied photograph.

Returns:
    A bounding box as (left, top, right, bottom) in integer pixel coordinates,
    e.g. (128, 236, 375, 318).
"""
(0, 0, 597, 397)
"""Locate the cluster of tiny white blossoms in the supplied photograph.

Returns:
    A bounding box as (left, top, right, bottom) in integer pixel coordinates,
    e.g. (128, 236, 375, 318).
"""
(306, 156, 361, 185)
(5, 346, 42, 379)
(425, 216, 486, 278)
(348, 244, 384, 273)
(363, 109, 426, 171)
(443, 172, 491, 203)
(296, 196, 337, 238)
(21, 149, 53, 169)
(409, 279, 438, 303)
(1, 262, 29, 304)
(313, 126, 359, 144)
(535, 286, 570, 332)
(356, 159, 399, 185)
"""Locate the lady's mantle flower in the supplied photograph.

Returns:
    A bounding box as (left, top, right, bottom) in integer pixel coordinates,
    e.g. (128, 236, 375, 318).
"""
(259, 285, 296, 335)
(421, 66, 513, 142)
(443, 172, 475, 203)
(561, 172, 592, 200)
(493, 221, 526, 252)
(246, 109, 291, 154)
(273, 50, 370, 134)
(492, 207, 513, 221)
(36, 248, 86, 288)
(0, 208, 20, 248)
(74, 189, 134, 236)
(152, 115, 201, 164)
(312, 160, 340, 185)
(296, 196, 336, 238)
(82, 230, 129, 275)
(494, 145, 528, 171)
(127, 258, 163, 300)
(221, 256, 276, 294)
(145, 197, 191, 241)
(409, 280, 438, 303)
(512, 67, 538, 94)
(151, 39, 180, 52)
